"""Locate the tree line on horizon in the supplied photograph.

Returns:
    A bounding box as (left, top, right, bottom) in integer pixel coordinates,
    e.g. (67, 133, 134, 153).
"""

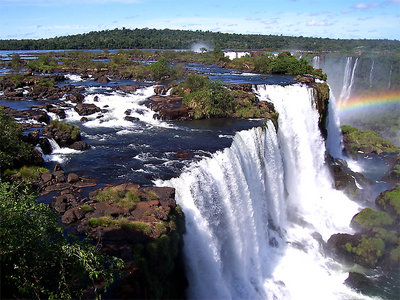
(0, 28, 399, 52)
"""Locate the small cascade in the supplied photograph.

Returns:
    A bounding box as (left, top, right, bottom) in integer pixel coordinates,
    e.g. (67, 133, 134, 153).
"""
(312, 55, 320, 69)
(369, 60, 374, 88)
(338, 57, 358, 103)
(158, 84, 363, 300)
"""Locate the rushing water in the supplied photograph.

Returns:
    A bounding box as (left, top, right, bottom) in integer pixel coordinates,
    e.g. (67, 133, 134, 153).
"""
(1, 56, 396, 299)
(157, 84, 369, 299)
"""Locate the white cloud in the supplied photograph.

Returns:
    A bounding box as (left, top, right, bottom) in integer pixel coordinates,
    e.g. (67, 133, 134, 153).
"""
(306, 19, 328, 26)
(354, 2, 380, 9)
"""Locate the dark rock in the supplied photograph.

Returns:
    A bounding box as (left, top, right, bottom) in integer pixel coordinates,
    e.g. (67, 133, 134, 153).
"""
(53, 170, 66, 183)
(38, 138, 52, 154)
(124, 116, 139, 122)
(229, 83, 252, 92)
(53, 163, 63, 172)
(174, 151, 192, 159)
(97, 75, 110, 84)
(154, 85, 167, 95)
(31, 149, 44, 165)
(69, 141, 91, 151)
(66, 93, 85, 103)
(344, 272, 375, 294)
(24, 129, 40, 145)
(74, 103, 101, 116)
(119, 85, 139, 93)
(67, 173, 80, 184)
(41, 172, 53, 183)
(80, 117, 89, 122)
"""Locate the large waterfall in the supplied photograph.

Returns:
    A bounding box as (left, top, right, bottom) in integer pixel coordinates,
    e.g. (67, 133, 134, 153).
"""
(157, 84, 365, 299)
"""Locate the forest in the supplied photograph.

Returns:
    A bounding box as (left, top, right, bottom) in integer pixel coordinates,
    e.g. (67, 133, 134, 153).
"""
(1, 27, 400, 52)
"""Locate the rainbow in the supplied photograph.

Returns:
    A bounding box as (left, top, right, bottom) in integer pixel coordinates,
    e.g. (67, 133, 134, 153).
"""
(337, 90, 400, 112)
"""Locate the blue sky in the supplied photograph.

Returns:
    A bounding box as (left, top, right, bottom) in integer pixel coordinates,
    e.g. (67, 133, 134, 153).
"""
(1, 0, 399, 40)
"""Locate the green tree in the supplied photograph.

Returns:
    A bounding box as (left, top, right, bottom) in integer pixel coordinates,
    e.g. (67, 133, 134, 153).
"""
(0, 107, 37, 173)
(0, 180, 124, 299)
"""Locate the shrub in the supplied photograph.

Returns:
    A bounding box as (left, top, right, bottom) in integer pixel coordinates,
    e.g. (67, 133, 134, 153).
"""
(0, 181, 124, 299)
(96, 185, 141, 210)
(148, 58, 176, 80)
(0, 108, 37, 172)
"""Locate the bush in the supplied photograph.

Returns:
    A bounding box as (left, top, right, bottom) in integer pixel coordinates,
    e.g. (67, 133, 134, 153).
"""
(148, 58, 176, 80)
(27, 54, 58, 72)
(0, 108, 37, 172)
(96, 185, 141, 210)
(0, 181, 124, 299)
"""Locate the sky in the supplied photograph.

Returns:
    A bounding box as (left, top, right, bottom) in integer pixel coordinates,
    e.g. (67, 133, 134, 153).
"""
(0, 0, 399, 40)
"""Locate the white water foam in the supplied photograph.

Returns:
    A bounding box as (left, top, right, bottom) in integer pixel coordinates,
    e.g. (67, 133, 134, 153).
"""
(64, 86, 171, 129)
(37, 138, 81, 163)
(66, 74, 83, 82)
(157, 84, 367, 300)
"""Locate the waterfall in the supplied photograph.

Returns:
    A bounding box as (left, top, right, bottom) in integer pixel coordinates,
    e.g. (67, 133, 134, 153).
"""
(339, 57, 358, 103)
(369, 61, 374, 88)
(312, 56, 320, 69)
(157, 84, 363, 299)
(325, 90, 344, 158)
(388, 65, 393, 89)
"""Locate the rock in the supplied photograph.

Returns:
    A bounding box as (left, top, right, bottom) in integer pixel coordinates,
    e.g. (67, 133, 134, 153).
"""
(375, 186, 400, 220)
(54, 164, 63, 172)
(154, 85, 167, 95)
(229, 83, 252, 92)
(344, 272, 375, 294)
(74, 103, 101, 116)
(174, 151, 192, 159)
(41, 172, 53, 183)
(97, 75, 110, 84)
(67, 173, 80, 184)
(62, 206, 86, 225)
(119, 85, 139, 93)
(66, 93, 85, 103)
(124, 116, 139, 122)
(146, 96, 190, 121)
(24, 129, 40, 145)
(350, 208, 394, 231)
(38, 138, 52, 154)
(53, 170, 66, 183)
(69, 141, 91, 151)
(52, 193, 75, 214)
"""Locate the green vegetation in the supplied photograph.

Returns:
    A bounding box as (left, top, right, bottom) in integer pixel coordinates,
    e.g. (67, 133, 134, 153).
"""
(341, 125, 400, 155)
(49, 119, 81, 140)
(345, 237, 385, 267)
(351, 208, 394, 230)
(0, 108, 39, 173)
(376, 186, 400, 218)
(96, 185, 141, 210)
(0, 180, 124, 299)
(27, 54, 58, 72)
(80, 204, 94, 213)
(4, 166, 49, 183)
(1, 27, 399, 52)
(172, 74, 276, 120)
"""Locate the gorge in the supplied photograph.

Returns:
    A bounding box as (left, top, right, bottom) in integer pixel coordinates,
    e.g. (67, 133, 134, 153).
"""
(0, 49, 399, 299)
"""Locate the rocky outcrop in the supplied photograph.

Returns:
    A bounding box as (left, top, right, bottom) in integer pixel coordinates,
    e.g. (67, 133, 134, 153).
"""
(146, 96, 191, 121)
(74, 103, 101, 116)
(328, 187, 400, 271)
(48, 181, 186, 299)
